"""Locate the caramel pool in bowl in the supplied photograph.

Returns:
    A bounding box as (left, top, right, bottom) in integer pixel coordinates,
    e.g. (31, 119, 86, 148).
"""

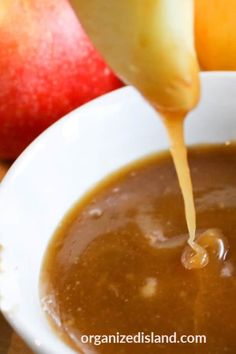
(1, 74, 236, 354)
(41, 144, 236, 354)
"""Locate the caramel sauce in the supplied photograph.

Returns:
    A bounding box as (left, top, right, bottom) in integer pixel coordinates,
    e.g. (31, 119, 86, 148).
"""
(162, 115, 196, 244)
(71, 0, 204, 268)
(41, 145, 236, 354)
(162, 114, 212, 269)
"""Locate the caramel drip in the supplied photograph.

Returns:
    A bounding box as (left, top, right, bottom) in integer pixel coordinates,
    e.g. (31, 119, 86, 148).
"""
(182, 229, 229, 270)
(162, 113, 208, 268)
(162, 114, 196, 244)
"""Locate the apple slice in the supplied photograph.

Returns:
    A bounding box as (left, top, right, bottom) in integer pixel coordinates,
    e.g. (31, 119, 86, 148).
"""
(70, 0, 200, 115)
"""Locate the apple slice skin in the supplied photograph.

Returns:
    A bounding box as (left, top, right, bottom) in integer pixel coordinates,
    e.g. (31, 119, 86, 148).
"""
(0, 0, 123, 160)
(70, 0, 200, 115)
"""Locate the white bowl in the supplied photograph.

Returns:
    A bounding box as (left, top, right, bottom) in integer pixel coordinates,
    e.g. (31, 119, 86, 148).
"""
(1, 72, 236, 353)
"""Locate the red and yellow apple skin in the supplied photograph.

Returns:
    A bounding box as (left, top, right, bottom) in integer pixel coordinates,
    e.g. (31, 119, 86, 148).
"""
(0, 0, 123, 159)
(195, 0, 236, 70)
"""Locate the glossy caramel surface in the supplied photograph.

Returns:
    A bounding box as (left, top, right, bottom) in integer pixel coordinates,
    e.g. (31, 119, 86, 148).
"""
(41, 145, 236, 353)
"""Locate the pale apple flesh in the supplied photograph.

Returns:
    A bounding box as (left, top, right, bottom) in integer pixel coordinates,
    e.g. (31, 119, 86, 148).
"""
(70, 0, 200, 115)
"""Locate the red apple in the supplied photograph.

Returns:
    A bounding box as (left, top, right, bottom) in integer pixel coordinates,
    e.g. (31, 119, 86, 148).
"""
(0, 0, 123, 159)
